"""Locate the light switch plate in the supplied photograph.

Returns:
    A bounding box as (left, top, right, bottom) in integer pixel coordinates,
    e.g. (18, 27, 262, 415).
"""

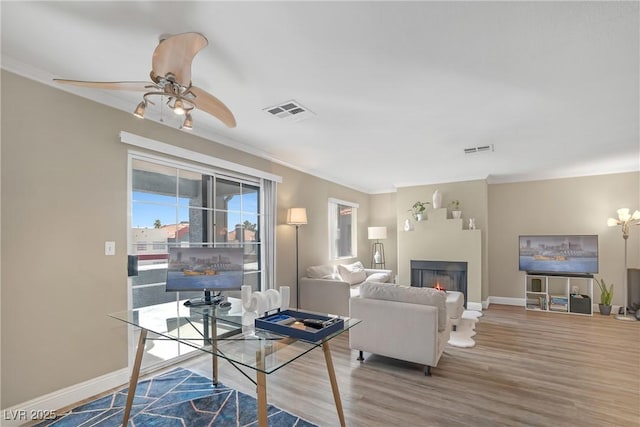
(105, 241, 116, 256)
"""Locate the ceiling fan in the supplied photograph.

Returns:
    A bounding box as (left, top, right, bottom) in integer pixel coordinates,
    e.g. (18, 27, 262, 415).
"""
(54, 32, 236, 129)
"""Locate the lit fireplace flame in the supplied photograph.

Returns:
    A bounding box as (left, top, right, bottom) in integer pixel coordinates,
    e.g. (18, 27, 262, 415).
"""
(433, 282, 445, 291)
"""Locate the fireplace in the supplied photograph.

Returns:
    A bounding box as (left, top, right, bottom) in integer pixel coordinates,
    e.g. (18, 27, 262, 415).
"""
(410, 260, 468, 307)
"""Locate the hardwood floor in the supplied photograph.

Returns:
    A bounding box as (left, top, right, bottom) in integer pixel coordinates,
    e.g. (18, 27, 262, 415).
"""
(181, 305, 640, 427)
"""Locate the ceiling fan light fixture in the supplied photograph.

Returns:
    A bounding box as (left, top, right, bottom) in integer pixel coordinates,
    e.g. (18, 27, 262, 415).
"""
(182, 113, 193, 130)
(133, 101, 146, 118)
(173, 99, 185, 115)
(55, 32, 236, 129)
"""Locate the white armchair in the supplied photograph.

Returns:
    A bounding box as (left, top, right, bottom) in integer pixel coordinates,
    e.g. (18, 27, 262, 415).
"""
(349, 282, 450, 376)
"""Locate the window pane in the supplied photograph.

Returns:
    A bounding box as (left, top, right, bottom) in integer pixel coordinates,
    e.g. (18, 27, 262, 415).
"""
(214, 210, 233, 243)
(181, 207, 206, 244)
(132, 203, 177, 235)
(243, 272, 260, 292)
(216, 179, 241, 211)
(132, 283, 175, 309)
(132, 192, 175, 205)
(242, 184, 259, 214)
(244, 243, 260, 272)
(178, 170, 206, 208)
(329, 200, 357, 259)
(132, 160, 177, 196)
(337, 204, 353, 258)
(241, 213, 259, 243)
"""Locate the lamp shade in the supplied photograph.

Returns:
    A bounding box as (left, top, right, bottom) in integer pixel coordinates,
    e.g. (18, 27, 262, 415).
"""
(287, 207, 308, 225)
(617, 208, 631, 221)
(368, 226, 388, 240)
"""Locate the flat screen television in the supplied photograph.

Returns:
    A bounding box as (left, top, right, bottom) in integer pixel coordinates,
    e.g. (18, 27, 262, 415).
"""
(518, 235, 598, 276)
(166, 246, 244, 306)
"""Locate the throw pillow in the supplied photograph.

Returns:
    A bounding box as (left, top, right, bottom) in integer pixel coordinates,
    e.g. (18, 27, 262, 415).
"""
(306, 264, 336, 279)
(360, 282, 447, 332)
(337, 261, 367, 285)
(365, 272, 391, 283)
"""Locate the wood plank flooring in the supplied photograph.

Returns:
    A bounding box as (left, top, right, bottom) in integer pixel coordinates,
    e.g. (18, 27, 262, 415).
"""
(182, 305, 640, 427)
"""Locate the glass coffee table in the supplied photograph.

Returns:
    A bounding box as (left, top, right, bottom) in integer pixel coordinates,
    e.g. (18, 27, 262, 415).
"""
(109, 300, 360, 427)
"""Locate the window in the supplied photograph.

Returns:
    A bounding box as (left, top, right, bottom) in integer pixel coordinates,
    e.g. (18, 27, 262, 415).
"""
(328, 198, 358, 260)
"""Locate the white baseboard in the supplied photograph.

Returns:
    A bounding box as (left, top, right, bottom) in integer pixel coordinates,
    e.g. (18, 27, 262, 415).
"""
(467, 301, 484, 311)
(1, 368, 129, 426)
(486, 296, 524, 307)
(469, 298, 523, 311)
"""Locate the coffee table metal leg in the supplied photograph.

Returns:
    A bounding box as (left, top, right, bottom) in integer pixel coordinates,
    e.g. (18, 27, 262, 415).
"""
(322, 341, 346, 427)
(122, 328, 147, 426)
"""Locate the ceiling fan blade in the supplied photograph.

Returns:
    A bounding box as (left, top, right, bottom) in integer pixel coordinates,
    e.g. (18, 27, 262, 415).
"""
(151, 32, 208, 87)
(54, 79, 152, 92)
(190, 86, 237, 128)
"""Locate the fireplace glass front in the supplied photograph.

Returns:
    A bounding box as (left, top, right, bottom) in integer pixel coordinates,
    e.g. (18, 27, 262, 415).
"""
(410, 260, 468, 308)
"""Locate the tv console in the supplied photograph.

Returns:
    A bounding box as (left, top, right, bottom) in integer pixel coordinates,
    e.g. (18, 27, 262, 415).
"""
(525, 273, 593, 316)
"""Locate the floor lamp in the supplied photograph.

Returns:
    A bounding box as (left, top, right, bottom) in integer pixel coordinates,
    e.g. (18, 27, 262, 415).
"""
(368, 226, 387, 269)
(287, 207, 307, 309)
(607, 208, 640, 321)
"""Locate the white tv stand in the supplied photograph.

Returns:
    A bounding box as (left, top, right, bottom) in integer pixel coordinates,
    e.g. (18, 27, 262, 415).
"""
(525, 273, 593, 316)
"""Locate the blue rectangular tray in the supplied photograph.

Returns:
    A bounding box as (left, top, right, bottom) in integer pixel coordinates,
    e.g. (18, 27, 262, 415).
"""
(255, 309, 344, 343)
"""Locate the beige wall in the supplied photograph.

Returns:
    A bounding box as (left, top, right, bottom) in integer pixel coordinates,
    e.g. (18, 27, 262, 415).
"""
(0, 71, 369, 408)
(488, 173, 640, 303)
(368, 193, 397, 274)
(2, 72, 130, 408)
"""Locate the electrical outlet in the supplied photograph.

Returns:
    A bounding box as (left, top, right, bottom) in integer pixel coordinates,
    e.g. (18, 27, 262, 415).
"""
(105, 241, 116, 256)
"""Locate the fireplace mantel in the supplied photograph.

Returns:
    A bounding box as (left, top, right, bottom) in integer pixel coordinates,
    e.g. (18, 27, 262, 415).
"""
(398, 208, 482, 310)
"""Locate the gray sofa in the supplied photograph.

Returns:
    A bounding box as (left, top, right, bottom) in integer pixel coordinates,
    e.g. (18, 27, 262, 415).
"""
(299, 262, 392, 316)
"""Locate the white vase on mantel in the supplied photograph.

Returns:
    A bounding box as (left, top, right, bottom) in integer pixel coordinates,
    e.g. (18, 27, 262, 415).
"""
(432, 190, 442, 209)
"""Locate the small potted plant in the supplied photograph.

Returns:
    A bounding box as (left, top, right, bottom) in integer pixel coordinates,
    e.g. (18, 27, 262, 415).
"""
(409, 201, 430, 221)
(595, 277, 614, 315)
(449, 200, 462, 219)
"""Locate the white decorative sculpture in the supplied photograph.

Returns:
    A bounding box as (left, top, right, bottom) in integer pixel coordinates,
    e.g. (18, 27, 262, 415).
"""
(241, 285, 290, 316)
(278, 286, 291, 310)
(432, 189, 442, 209)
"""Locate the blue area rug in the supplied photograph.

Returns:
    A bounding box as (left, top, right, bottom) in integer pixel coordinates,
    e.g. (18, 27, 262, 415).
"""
(35, 367, 317, 426)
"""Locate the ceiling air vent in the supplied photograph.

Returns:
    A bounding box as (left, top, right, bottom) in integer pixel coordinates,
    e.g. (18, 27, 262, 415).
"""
(263, 100, 315, 122)
(464, 144, 494, 154)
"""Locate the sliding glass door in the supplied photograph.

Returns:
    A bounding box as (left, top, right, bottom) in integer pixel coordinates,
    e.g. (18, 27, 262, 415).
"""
(130, 157, 263, 309)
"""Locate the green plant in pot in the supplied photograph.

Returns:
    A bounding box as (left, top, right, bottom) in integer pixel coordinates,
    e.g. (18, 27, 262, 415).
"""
(595, 277, 614, 315)
(449, 200, 462, 219)
(409, 201, 430, 221)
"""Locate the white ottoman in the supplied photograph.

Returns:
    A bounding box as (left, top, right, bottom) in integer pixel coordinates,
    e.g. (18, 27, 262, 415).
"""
(445, 291, 464, 330)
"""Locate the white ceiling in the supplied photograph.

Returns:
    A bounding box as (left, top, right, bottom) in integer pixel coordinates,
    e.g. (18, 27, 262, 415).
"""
(2, 1, 638, 193)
